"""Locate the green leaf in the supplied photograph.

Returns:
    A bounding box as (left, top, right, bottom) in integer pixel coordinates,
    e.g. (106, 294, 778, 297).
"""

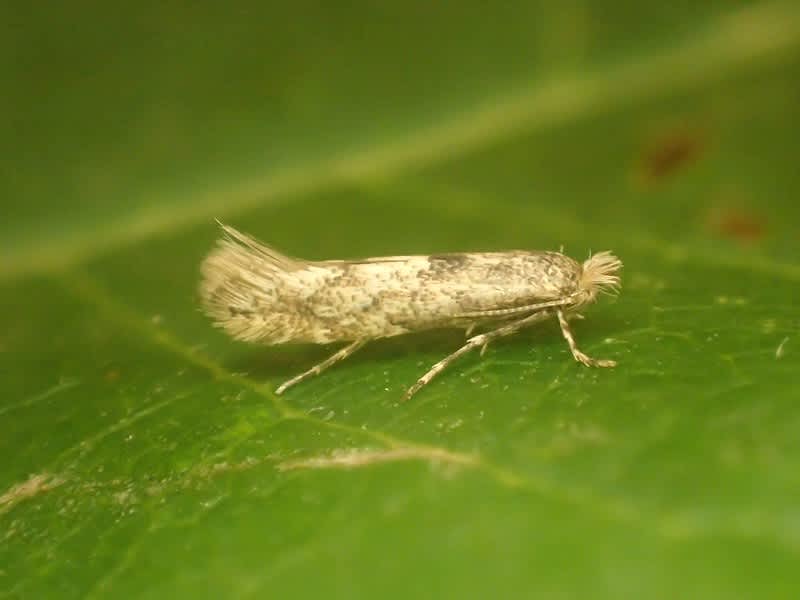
(3, 2, 800, 598)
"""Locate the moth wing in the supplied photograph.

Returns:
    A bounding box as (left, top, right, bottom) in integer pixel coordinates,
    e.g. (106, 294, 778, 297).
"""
(217, 222, 306, 271)
(320, 255, 421, 266)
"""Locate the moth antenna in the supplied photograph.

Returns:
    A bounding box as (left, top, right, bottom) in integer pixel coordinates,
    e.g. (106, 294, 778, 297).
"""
(580, 251, 622, 299)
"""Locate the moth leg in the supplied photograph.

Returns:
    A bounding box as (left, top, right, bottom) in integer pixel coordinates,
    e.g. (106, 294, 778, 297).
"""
(465, 322, 490, 358)
(403, 337, 485, 401)
(275, 340, 366, 395)
(404, 310, 552, 401)
(556, 309, 616, 368)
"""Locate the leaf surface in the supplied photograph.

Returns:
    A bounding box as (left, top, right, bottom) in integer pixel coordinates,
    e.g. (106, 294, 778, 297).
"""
(3, 3, 800, 598)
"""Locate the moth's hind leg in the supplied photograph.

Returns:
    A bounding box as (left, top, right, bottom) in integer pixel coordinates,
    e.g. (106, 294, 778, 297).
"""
(556, 309, 616, 368)
(275, 340, 366, 395)
(465, 316, 528, 356)
(404, 310, 552, 401)
(464, 322, 488, 355)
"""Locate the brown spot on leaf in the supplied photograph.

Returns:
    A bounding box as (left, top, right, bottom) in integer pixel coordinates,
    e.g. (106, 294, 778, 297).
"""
(636, 126, 707, 185)
(707, 206, 766, 244)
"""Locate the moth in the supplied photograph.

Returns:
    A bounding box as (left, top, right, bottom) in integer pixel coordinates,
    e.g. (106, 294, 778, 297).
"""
(199, 224, 622, 400)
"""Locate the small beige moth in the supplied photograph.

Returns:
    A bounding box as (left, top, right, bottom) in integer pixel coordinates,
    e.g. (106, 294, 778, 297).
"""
(200, 224, 622, 400)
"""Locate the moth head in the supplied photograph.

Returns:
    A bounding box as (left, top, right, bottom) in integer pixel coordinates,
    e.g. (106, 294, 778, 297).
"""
(578, 251, 622, 304)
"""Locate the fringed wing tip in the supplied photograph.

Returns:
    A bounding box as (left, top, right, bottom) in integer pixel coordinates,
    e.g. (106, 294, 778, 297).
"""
(213, 219, 237, 240)
(215, 221, 252, 246)
(208, 222, 304, 271)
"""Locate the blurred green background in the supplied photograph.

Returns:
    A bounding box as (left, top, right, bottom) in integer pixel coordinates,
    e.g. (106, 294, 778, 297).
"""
(2, 2, 800, 598)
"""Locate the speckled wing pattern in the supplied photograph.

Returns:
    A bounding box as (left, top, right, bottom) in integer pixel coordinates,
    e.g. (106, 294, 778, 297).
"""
(201, 228, 585, 344)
